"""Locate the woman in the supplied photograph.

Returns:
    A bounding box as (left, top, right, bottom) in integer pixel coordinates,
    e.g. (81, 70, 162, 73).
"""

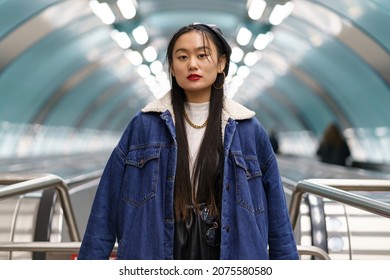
(317, 122, 351, 166)
(78, 23, 298, 260)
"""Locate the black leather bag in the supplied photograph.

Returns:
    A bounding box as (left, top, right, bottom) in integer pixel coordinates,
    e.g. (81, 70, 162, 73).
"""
(173, 204, 221, 259)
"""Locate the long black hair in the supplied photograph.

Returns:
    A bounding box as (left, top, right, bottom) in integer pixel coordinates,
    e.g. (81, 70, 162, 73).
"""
(166, 23, 232, 221)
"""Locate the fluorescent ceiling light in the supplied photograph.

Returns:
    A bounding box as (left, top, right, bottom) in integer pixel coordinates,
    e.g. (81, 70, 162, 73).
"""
(137, 64, 151, 78)
(124, 50, 143, 66)
(132, 25, 149, 45)
(236, 27, 252, 46)
(117, 0, 137, 19)
(110, 30, 131, 49)
(231, 47, 244, 63)
(244, 52, 261, 67)
(253, 31, 274, 50)
(237, 65, 251, 79)
(269, 2, 294, 25)
(247, 0, 266, 20)
(143, 46, 158, 62)
(150, 60, 163, 75)
(89, 0, 115, 25)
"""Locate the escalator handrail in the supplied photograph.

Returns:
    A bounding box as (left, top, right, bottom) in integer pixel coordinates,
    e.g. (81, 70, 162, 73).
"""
(286, 178, 390, 229)
(64, 169, 103, 189)
(0, 242, 331, 260)
(0, 174, 82, 242)
(0, 174, 79, 241)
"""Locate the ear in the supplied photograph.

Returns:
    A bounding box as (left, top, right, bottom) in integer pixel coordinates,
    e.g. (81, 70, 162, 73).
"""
(218, 55, 227, 73)
(170, 66, 175, 77)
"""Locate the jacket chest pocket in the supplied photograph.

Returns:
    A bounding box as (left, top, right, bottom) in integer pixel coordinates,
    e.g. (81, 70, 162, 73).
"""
(232, 154, 265, 215)
(122, 146, 161, 207)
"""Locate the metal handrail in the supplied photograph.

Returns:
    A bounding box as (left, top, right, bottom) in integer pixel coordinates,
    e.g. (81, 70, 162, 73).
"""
(2, 176, 387, 260)
(0, 171, 103, 242)
(0, 174, 80, 241)
(0, 242, 330, 260)
(0, 173, 46, 185)
(296, 245, 330, 260)
(287, 178, 390, 229)
(65, 169, 103, 188)
(0, 242, 85, 252)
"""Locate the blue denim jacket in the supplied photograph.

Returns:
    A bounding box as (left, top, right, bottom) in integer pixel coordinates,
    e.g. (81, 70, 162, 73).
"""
(78, 93, 299, 260)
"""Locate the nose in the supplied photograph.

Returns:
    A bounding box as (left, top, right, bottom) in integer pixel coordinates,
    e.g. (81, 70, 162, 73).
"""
(188, 56, 198, 70)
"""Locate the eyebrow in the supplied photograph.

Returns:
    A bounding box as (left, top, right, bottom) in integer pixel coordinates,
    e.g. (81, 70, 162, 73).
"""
(174, 46, 212, 54)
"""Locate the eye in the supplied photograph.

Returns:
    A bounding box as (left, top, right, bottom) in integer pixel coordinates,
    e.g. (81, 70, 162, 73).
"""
(198, 53, 209, 59)
(177, 55, 188, 61)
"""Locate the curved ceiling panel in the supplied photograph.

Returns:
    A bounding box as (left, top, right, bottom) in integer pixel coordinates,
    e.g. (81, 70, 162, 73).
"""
(276, 18, 390, 127)
(240, 0, 390, 134)
(77, 83, 135, 129)
(255, 90, 305, 131)
(74, 76, 140, 129)
(0, 21, 114, 123)
(0, 0, 93, 70)
(0, 0, 147, 133)
(43, 68, 122, 125)
(273, 74, 336, 135)
(315, 0, 390, 51)
(0, 0, 61, 38)
(293, 0, 390, 84)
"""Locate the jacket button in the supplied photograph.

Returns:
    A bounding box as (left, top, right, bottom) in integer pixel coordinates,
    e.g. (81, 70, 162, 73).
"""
(226, 184, 230, 190)
(225, 225, 230, 232)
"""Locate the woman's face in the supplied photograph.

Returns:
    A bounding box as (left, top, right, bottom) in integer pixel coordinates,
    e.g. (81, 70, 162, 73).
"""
(171, 30, 226, 103)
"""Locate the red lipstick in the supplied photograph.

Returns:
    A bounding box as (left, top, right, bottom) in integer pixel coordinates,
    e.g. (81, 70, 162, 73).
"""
(187, 74, 201, 81)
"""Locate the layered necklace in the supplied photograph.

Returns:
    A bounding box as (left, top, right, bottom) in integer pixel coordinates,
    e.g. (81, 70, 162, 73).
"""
(183, 110, 208, 129)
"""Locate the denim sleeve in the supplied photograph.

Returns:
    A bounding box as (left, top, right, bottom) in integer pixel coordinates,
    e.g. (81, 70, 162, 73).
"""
(263, 155, 299, 259)
(254, 121, 299, 259)
(77, 121, 132, 259)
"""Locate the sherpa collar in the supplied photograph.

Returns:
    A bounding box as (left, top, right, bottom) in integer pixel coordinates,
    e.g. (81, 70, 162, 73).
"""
(141, 91, 255, 140)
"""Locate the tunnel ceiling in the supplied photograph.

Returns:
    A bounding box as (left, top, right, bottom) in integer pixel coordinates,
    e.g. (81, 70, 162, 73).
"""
(0, 0, 390, 140)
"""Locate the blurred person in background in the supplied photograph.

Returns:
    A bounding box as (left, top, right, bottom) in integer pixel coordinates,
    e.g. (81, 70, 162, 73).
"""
(316, 122, 351, 166)
(269, 129, 279, 154)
